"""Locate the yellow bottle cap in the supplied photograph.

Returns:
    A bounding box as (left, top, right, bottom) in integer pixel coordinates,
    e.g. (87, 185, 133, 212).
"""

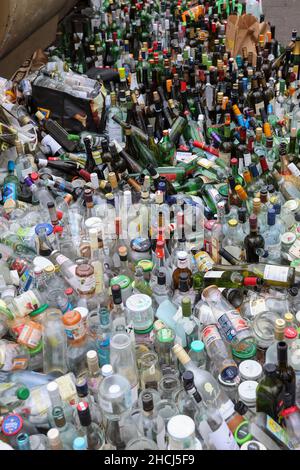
(263, 122, 272, 138)
(228, 219, 238, 227)
(118, 68, 126, 81)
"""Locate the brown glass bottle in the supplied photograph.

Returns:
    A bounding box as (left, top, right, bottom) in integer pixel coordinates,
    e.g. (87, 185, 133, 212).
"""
(172, 251, 192, 290)
(276, 341, 296, 410)
(244, 214, 265, 263)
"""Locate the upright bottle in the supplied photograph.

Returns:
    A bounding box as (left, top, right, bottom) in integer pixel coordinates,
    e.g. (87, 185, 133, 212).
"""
(244, 214, 265, 263)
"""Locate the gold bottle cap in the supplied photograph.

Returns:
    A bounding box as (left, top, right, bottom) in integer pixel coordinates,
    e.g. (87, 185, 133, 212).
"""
(275, 318, 286, 340)
(118, 246, 128, 257)
(228, 219, 238, 227)
(284, 312, 294, 323)
(108, 172, 118, 189)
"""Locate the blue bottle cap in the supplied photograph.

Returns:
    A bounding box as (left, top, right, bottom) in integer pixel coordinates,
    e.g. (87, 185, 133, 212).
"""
(191, 340, 205, 353)
(75, 378, 89, 398)
(267, 103, 273, 115)
(35, 223, 53, 237)
(273, 203, 281, 215)
(7, 161, 15, 172)
(221, 365, 238, 381)
(267, 208, 276, 226)
(73, 437, 87, 451)
(249, 163, 259, 178)
(1, 414, 23, 436)
(157, 181, 167, 192)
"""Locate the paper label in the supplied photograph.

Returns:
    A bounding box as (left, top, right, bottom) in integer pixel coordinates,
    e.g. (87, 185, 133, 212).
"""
(249, 298, 267, 316)
(288, 163, 300, 177)
(204, 271, 224, 278)
(55, 374, 77, 403)
(207, 419, 240, 450)
(198, 158, 214, 169)
(264, 265, 289, 282)
(176, 151, 196, 164)
(289, 239, 300, 259)
(202, 324, 221, 348)
(14, 291, 40, 317)
(243, 153, 252, 167)
(255, 101, 265, 116)
(265, 415, 294, 449)
(41, 134, 61, 155)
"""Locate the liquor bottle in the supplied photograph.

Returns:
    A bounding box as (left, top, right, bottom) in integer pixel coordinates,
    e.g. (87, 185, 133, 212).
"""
(244, 214, 265, 263)
(77, 401, 105, 450)
(276, 341, 296, 408)
(136, 392, 166, 449)
(256, 364, 284, 420)
(52, 406, 77, 450)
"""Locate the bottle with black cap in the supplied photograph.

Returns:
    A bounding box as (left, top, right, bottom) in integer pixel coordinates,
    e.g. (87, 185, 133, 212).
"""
(173, 272, 195, 307)
(182, 371, 204, 412)
(256, 363, 284, 420)
(152, 270, 172, 306)
(77, 401, 105, 450)
(75, 377, 102, 426)
(276, 341, 296, 411)
(137, 391, 166, 449)
(110, 284, 133, 339)
(146, 163, 176, 195)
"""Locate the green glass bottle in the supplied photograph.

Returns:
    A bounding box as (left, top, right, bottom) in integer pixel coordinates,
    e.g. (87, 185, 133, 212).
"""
(158, 130, 176, 166)
(256, 364, 284, 420)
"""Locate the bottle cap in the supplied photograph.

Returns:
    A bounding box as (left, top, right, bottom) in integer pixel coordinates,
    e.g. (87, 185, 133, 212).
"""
(267, 208, 276, 225)
(16, 387, 30, 401)
(73, 437, 87, 451)
(142, 392, 154, 412)
(228, 219, 238, 227)
(77, 401, 91, 426)
(47, 428, 61, 446)
(2, 414, 23, 436)
(157, 271, 166, 285)
(239, 360, 263, 381)
(284, 327, 298, 340)
(238, 381, 258, 405)
(46, 381, 60, 401)
(167, 415, 195, 440)
(102, 364, 113, 377)
(108, 384, 121, 396)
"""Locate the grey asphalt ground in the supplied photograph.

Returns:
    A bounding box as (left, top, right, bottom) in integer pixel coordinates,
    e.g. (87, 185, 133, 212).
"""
(263, 0, 300, 45)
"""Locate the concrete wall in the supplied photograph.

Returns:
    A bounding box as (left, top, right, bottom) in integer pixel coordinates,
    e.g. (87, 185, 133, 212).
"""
(263, 0, 300, 45)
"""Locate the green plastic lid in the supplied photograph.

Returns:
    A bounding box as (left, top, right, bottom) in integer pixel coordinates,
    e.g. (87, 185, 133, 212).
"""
(234, 420, 252, 446)
(191, 340, 205, 353)
(110, 275, 131, 289)
(157, 328, 175, 343)
(218, 184, 229, 197)
(29, 304, 49, 318)
(16, 387, 30, 401)
(134, 324, 154, 335)
(232, 343, 257, 360)
(137, 260, 154, 273)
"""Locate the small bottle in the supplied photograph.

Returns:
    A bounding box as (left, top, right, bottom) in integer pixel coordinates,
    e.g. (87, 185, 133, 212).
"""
(198, 406, 240, 450)
(137, 392, 166, 449)
(188, 341, 207, 370)
(52, 406, 77, 450)
(47, 428, 64, 450)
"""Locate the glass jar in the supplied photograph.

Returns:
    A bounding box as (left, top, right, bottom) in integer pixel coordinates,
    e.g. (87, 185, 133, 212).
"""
(130, 239, 152, 263)
(98, 374, 132, 420)
(238, 380, 258, 411)
(126, 294, 154, 332)
(252, 310, 282, 364)
(0, 340, 30, 371)
(232, 343, 257, 365)
(218, 374, 241, 403)
(126, 437, 158, 450)
(167, 415, 202, 450)
(139, 351, 162, 391)
(154, 328, 176, 371)
(110, 332, 139, 405)
(158, 374, 182, 400)
(155, 399, 178, 426)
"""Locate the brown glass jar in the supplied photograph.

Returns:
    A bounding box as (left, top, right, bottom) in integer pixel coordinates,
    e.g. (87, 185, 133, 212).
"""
(75, 263, 96, 297)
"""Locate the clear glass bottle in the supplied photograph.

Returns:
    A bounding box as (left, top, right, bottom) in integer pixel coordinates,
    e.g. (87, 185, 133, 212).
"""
(136, 391, 166, 449)
(77, 401, 105, 450)
(42, 308, 68, 376)
(139, 351, 162, 391)
(52, 406, 77, 450)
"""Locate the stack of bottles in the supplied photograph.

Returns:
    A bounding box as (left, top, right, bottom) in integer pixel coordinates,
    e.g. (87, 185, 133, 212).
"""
(0, 0, 300, 451)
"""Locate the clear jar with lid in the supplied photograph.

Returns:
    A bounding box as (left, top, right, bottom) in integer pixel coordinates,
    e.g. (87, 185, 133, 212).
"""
(139, 351, 162, 391)
(238, 360, 263, 382)
(251, 310, 282, 364)
(98, 373, 132, 419)
(0, 339, 30, 371)
(218, 374, 241, 403)
(130, 238, 152, 263)
(167, 415, 202, 450)
(232, 343, 257, 365)
(238, 380, 258, 410)
(126, 294, 154, 332)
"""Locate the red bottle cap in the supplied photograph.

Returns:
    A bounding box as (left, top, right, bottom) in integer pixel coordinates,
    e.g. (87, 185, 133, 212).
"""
(181, 81, 187, 92)
(243, 277, 259, 286)
(284, 327, 298, 339)
(281, 406, 299, 417)
(30, 172, 39, 181)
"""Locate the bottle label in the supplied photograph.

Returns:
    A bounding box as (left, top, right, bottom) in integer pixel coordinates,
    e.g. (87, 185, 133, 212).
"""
(217, 313, 238, 343)
(204, 271, 224, 278)
(243, 153, 252, 167)
(206, 419, 240, 450)
(77, 273, 96, 294)
(3, 183, 17, 202)
(255, 101, 265, 115)
(202, 324, 222, 347)
(64, 320, 85, 341)
(41, 134, 62, 155)
(263, 265, 289, 283)
(194, 251, 214, 272)
(265, 415, 294, 449)
(55, 374, 77, 404)
(18, 322, 42, 349)
(14, 291, 40, 317)
(288, 163, 300, 177)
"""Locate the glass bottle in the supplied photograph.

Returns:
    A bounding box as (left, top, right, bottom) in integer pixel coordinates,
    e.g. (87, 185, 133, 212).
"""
(52, 406, 77, 450)
(276, 341, 296, 408)
(42, 308, 68, 376)
(256, 363, 284, 420)
(110, 332, 139, 404)
(244, 214, 265, 263)
(139, 351, 162, 391)
(77, 401, 105, 450)
(136, 391, 166, 449)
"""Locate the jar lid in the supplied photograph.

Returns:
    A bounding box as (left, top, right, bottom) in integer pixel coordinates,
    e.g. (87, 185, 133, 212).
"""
(218, 374, 241, 388)
(232, 343, 257, 359)
(190, 340, 205, 353)
(85, 217, 102, 230)
(16, 387, 30, 400)
(1, 414, 23, 436)
(285, 327, 298, 340)
(283, 200, 299, 212)
(35, 223, 53, 237)
(131, 238, 151, 253)
(167, 415, 195, 440)
(239, 360, 263, 381)
(29, 304, 49, 318)
(135, 324, 154, 335)
(110, 275, 131, 290)
(137, 260, 154, 272)
(234, 420, 252, 446)
(74, 307, 89, 321)
(241, 440, 266, 450)
(156, 328, 175, 343)
(126, 294, 152, 313)
(238, 380, 258, 404)
(281, 232, 297, 246)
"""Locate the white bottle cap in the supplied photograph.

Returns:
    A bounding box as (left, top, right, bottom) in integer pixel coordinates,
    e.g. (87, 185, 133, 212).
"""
(167, 415, 195, 440)
(47, 428, 60, 444)
(87, 350, 98, 361)
(74, 307, 89, 323)
(102, 364, 113, 377)
(90, 173, 99, 190)
(238, 380, 258, 406)
(47, 382, 60, 402)
(109, 384, 121, 396)
(239, 360, 263, 381)
(126, 294, 152, 313)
